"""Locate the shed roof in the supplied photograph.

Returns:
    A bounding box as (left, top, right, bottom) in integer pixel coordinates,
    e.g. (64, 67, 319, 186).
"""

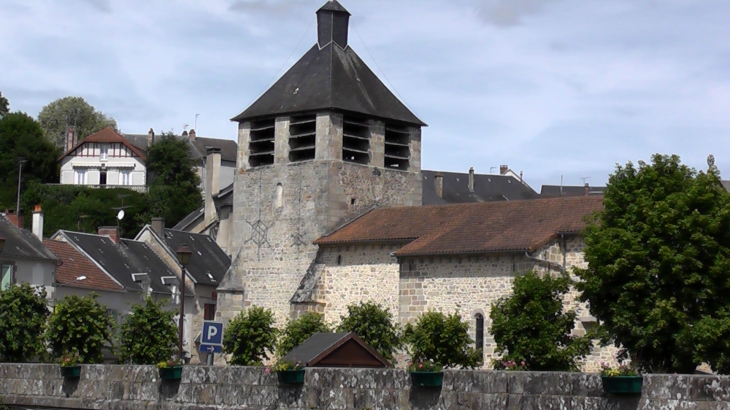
(283, 332, 389, 368)
(315, 196, 603, 256)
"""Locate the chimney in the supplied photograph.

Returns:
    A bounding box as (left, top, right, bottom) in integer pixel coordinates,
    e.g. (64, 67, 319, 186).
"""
(147, 128, 155, 147)
(98, 226, 120, 244)
(151, 217, 165, 237)
(205, 147, 222, 222)
(32, 205, 44, 240)
(316, 0, 351, 49)
(584, 183, 590, 196)
(66, 127, 76, 153)
(189, 129, 196, 141)
(182, 130, 188, 136)
(468, 167, 475, 193)
(434, 172, 444, 198)
(5, 209, 23, 228)
(500, 165, 508, 175)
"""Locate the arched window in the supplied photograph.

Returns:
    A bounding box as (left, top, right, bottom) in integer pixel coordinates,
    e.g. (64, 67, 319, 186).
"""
(275, 183, 283, 208)
(475, 313, 484, 352)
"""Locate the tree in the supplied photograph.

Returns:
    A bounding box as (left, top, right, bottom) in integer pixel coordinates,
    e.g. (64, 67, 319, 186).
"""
(403, 311, 481, 369)
(46, 294, 115, 364)
(37, 96, 117, 149)
(0, 92, 8, 117)
(0, 112, 59, 209)
(0, 284, 50, 362)
(118, 297, 178, 364)
(575, 154, 730, 374)
(276, 312, 330, 357)
(146, 133, 202, 227)
(223, 306, 278, 366)
(490, 271, 592, 371)
(338, 301, 401, 364)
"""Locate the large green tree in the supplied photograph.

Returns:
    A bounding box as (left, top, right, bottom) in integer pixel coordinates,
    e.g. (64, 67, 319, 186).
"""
(490, 271, 592, 371)
(146, 133, 202, 227)
(45, 294, 115, 364)
(575, 154, 730, 374)
(0, 112, 59, 209)
(37, 96, 117, 149)
(223, 306, 278, 366)
(403, 311, 481, 369)
(0, 284, 50, 363)
(0, 92, 8, 117)
(118, 297, 178, 364)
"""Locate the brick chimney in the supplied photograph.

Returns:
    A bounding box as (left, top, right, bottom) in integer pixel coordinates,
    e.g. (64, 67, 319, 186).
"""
(5, 209, 23, 228)
(151, 217, 165, 237)
(500, 165, 509, 175)
(205, 147, 222, 223)
(584, 183, 590, 196)
(189, 129, 196, 141)
(32, 205, 44, 240)
(98, 226, 120, 244)
(147, 128, 155, 147)
(468, 167, 475, 193)
(65, 127, 76, 153)
(434, 172, 444, 198)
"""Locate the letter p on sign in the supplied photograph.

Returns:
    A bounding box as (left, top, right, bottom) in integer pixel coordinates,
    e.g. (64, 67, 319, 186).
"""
(201, 321, 224, 346)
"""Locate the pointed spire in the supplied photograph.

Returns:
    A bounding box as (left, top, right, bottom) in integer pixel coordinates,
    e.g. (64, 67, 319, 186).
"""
(317, 0, 351, 48)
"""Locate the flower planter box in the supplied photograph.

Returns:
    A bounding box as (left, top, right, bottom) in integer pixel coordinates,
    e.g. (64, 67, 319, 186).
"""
(159, 366, 183, 380)
(601, 375, 642, 394)
(60, 365, 81, 378)
(411, 371, 443, 387)
(277, 369, 305, 384)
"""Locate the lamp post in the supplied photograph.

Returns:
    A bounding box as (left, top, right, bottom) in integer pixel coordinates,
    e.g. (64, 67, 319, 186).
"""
(16, 158, 26, 221)
(175, 244, 192, 361)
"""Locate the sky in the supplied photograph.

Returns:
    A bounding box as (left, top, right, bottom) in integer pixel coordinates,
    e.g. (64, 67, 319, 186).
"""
(2, 0, 729, 189)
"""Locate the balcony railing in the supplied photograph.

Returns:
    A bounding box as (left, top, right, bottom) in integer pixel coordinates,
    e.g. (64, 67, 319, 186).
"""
(45, 184, 149, 194)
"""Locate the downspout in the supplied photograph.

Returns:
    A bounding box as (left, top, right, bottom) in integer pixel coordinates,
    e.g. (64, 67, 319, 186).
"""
(524, 251, 565, 272)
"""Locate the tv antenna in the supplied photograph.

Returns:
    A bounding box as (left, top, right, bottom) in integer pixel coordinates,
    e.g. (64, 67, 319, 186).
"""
(194, 114, 200, 130)
(580, 177, 590, 185)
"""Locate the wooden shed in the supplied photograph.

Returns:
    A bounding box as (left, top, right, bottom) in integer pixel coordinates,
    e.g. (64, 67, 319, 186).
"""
(282, 332, 390, 368)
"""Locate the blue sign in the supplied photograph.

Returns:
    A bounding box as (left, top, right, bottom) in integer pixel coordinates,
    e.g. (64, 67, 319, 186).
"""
(201, 320, 224, 346)
(199, 344, 222, 353)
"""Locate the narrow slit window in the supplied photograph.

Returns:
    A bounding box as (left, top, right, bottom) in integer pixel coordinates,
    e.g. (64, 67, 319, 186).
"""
(475, 313, 484, 352)
(275, 183, 283, 208)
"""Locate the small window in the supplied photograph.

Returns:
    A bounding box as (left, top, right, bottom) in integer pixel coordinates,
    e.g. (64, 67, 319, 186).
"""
(75, 169, 87, 185)
(119, 170, 131, 185)
(336, 255, 342, 265)
(275, 183, 283, 208)
(350, 198, 356, 206)
(99, 143, 109, 160)
(475, 313, 484, 352)
(204, 303, 216, 321)
(0, 263, 14, 291)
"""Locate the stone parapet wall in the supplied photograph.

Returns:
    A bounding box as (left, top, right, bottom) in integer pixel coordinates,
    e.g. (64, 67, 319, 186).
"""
(1, 364, 729, 410)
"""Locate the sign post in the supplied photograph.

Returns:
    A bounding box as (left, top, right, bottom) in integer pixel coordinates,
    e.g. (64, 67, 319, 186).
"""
(200, 321, 224, 364)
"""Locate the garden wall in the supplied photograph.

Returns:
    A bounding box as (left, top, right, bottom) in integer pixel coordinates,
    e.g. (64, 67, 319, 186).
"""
(1, 364, 729, 410)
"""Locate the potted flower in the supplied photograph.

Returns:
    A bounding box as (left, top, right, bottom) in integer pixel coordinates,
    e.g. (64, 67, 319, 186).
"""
(59, 351, 81, 378)
(272, 359, 305, 384)
(408, 359, 443, 387)
(600, 362, 642, 394)
(157, 359, 183, 380)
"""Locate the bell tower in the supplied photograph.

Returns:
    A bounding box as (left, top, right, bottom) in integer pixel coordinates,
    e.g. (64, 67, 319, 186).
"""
(217, 0, 426, 325)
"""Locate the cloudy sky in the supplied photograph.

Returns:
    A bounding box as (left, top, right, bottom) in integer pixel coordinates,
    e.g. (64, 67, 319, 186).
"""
(2, 0, 729, 189)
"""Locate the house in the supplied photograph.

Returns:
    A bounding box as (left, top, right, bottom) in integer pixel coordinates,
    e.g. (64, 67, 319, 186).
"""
(135, 221, 231, 363)
(0, 209, 58, 296)
(57, 127, 237, 194)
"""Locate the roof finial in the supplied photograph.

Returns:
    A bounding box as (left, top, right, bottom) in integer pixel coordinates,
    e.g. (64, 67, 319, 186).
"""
(317, 0, 351, 49)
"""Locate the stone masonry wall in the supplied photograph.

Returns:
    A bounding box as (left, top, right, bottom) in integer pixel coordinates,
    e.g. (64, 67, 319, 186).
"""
(2, 364, 730, 410)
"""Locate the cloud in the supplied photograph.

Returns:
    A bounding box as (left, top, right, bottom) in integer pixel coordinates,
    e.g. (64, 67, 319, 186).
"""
(477, 0, 557, 27)
(77, 0, 112, 13)
(228, 0, 310, 16)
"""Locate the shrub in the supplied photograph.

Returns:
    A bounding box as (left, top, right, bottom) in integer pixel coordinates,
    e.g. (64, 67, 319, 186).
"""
(337, 301, 401, 364)
(403, 311, 481, 369)
(276, 312, 330, 357)
(46, 294, 114, 364)
(223, 306, 278, 366)
(118, 297, 178, 364)
(0, 284, 49, 363)
(490, 270, 592, 371)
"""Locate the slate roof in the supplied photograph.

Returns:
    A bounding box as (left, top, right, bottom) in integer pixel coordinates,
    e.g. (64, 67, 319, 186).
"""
(60, 128, 147, 160)
(43, 240, 124, 292)
(319, 0, 350, 13)
(172, 183, 234, 231)
(124, 134, 238, 163)
(315, 196, 603, 256)
(422, 170, 539, 205)
(59, 231, 178, 295)
(0, 216, 57, 262)
(541, 185, 606, 197)
(231, 38, 425, 126)
(161, 229, 231, 286)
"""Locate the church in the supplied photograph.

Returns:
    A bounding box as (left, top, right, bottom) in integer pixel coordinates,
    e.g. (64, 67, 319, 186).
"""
(215, 0, 614, 371)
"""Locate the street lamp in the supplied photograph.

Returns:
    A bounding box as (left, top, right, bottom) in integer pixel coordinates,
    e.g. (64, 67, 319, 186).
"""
(16, 158, 26, 220)
(175, 244, 192, 361)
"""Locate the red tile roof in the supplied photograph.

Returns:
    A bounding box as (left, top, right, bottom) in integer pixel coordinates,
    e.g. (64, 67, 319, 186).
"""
(43, 239, 124, 291)
(59, 127, 147, 161)
(314, 196, 603, 256)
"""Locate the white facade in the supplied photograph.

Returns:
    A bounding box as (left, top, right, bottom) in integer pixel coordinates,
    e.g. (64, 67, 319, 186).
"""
(59, 141, 146, 188)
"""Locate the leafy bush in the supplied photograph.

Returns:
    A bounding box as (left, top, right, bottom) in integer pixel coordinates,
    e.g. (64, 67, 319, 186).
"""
(46, 294, 114, 364)
(337, 301, 401, 364)
(490, 270, 592, 371)
(403, 311, 481, 369)
(223, 306, 278, 366)
(0, 284, 50, 362)
(277, 312, 330, 357)
(118, 297, 178, 364)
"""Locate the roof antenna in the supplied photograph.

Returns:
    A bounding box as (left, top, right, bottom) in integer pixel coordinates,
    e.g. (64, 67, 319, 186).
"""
(581, 177, 590, 185)
(560, 175, 563, 194)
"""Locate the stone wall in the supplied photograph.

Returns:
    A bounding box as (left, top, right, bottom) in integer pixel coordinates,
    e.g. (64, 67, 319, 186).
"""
(2, 364, 729, 410)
